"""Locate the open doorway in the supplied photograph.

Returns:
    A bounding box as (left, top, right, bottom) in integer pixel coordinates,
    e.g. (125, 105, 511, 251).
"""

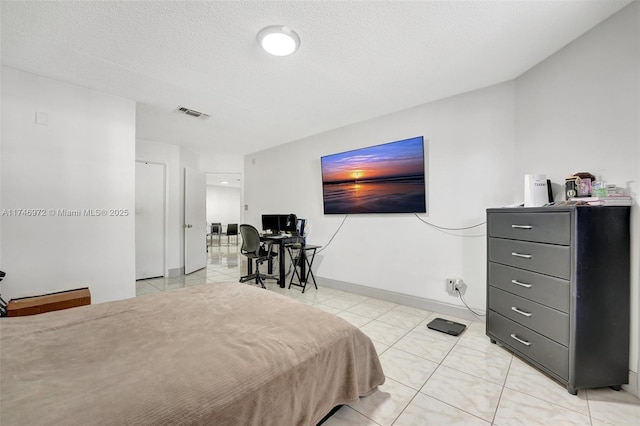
(206, 173, 242, 246)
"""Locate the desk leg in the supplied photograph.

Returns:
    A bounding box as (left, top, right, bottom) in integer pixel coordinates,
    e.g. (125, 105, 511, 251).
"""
(298, 248, 317, 293)
(267, 256, 273, 274)
(305, 249, 318, 290)
(278, 242, 285, 288)
(300, 249, 307, 283)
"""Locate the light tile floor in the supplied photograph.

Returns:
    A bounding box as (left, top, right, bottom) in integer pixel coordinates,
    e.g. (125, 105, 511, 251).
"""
(136, 244, 640, 426)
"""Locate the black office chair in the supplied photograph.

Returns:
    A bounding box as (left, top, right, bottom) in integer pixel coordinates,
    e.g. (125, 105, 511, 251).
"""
(239, 224, 275, 289)
(209, 223, 222, 247)
(226, 223, 239, 245)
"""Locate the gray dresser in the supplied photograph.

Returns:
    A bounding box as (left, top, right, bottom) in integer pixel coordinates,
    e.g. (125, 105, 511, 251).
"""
(486, 206, 630, 394)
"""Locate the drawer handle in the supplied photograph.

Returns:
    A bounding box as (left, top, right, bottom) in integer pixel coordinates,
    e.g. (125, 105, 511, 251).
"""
(510, 333, 532, 346)
(511, 225, 532, 229)
(511, 306, 532, 317)
(511, 279, 532, 288)
(511, 252, 532, 259)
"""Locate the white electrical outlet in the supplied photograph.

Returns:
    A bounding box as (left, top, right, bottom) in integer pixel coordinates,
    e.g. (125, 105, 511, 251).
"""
(445, 278, 456, 294)
(446, 278, 467, 295)
(454, 278, 467, 295)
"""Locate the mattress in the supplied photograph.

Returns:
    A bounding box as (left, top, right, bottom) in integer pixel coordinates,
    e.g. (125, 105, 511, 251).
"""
(0, 282, 385, 425)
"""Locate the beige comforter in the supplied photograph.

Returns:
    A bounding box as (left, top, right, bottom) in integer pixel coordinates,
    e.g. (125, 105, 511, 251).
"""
(0, 282, 384, 425)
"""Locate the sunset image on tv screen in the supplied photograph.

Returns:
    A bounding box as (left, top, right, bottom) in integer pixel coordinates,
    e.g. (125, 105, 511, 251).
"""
(321, 136, 426, 214)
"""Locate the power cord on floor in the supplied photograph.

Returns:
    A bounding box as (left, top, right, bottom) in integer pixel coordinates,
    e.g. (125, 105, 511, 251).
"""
(454, 282, 485, 321)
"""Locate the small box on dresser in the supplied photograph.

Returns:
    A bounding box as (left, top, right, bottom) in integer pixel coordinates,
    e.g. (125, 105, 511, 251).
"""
(486, 206, 630, 395)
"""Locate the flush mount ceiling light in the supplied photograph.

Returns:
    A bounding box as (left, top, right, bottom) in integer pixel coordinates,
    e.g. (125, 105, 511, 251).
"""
(257, 25, 300, 56)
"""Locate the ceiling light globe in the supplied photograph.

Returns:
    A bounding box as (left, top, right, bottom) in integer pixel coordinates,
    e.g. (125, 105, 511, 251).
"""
(257, 26, 300, 56)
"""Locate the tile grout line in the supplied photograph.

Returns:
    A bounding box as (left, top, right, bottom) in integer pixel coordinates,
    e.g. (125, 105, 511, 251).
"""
(490, 355, 514, 425)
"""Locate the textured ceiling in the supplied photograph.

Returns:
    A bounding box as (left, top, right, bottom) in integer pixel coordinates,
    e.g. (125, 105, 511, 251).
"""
(1, 1, 632, 156)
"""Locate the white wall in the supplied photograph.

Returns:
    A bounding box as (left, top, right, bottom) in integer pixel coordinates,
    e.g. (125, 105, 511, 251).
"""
(199, 150, 244, 174)
(514, 2, 639, 379)
(1, 67, 136, 303)
(206, 185, 241, 227)
(244, 81, 516, 312)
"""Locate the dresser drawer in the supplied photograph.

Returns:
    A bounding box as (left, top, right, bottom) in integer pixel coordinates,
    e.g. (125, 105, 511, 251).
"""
(488, 262, 570, 313)
(488, 311, 568, 380)
(488, 238, 571, 280)
(489, 287, 569, 345)
(488, 211, 570, 245)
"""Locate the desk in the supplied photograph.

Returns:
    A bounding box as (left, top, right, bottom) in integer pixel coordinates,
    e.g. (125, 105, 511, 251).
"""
(261, 235, 300, 288)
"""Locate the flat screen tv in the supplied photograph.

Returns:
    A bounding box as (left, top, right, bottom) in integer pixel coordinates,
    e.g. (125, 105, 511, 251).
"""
(321, 136, 427, 214)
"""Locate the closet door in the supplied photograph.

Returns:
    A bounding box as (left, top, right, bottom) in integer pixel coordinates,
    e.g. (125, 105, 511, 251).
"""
(135, 161, 165, 280)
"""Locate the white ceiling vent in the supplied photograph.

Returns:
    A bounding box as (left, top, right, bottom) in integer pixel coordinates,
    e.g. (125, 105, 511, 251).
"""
(176, 106, 211, 120)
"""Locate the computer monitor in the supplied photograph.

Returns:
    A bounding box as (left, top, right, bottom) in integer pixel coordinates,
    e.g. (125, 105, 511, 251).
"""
(261, 214, 299, 234)
(261, 214, 281, 233)
(281, 214, 298, 234)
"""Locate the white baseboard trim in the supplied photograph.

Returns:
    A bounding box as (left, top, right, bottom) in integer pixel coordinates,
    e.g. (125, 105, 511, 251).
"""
(623, 370, 638, 397)
(316, 276, 485, 322)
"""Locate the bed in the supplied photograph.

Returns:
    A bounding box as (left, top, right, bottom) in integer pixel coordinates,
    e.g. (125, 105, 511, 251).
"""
(0, 282, 385, 425)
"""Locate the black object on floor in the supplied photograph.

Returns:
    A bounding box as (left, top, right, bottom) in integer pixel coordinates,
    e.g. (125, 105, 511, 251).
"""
(316, 405, 343, 425)
(427, 317, 466, 336)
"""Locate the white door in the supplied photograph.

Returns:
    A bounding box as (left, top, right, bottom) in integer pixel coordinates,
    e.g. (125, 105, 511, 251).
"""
(135, 161, 165, 280)
(184, 167, 207, 274)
